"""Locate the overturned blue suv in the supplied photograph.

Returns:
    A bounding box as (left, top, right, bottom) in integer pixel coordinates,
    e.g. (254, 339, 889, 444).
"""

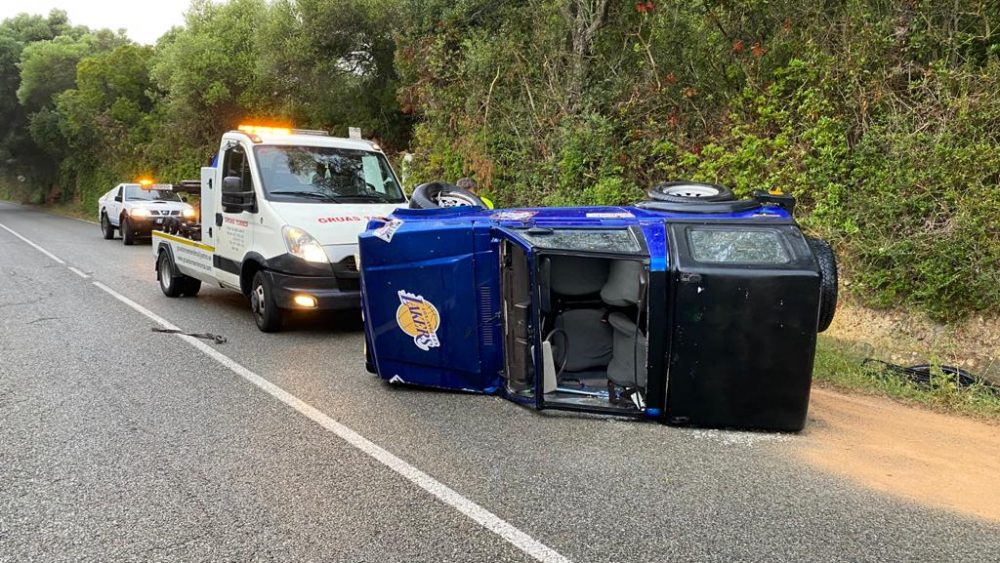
(359, 181, 837, 432)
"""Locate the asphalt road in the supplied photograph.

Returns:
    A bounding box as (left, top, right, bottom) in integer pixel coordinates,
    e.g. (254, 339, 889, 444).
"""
(1, 200, 998, 562)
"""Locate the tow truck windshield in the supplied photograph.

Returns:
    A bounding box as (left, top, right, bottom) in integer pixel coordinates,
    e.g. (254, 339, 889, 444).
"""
(255, 145, 405, 204)
(125, 187, 181, 201)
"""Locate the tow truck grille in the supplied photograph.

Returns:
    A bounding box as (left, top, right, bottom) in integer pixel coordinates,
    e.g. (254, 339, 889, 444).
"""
(333, 256, 360, 291)
(339, 256, 358, 272)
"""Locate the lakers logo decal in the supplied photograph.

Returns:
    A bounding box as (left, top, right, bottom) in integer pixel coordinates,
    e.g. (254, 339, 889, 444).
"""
(396, 290, 441, 351)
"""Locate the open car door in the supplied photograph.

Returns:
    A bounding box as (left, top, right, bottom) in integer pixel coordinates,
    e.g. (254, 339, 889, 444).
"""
(496, 225, 657, 416)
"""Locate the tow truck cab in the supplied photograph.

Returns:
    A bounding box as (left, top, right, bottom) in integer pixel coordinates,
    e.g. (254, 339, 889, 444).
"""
(360, 203, 830, 431)
(153, 125, 407, 331)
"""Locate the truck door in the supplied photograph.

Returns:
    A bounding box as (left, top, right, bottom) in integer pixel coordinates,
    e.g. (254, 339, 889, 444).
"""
(359, 210, 501, 393)
(200, 166, 217, 245)
(664, 224, 821, 431)
(109, 184, 124, 226)
(215, 142, 256, 289)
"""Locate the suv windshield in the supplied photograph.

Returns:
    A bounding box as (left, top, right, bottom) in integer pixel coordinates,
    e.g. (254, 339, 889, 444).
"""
(125, 186, 180, 201)
(254, 145, 405, 204)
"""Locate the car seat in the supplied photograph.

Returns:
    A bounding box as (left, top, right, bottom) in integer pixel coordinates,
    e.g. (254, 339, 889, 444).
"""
(543, 256, 613, 372)
(601, 260, 648, 388)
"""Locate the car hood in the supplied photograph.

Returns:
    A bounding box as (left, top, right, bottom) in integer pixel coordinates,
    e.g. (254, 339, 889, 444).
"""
(269, 201, 406, 247)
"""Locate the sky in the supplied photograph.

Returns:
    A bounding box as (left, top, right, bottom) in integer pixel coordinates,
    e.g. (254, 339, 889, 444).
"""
(0, 0, 191, 45)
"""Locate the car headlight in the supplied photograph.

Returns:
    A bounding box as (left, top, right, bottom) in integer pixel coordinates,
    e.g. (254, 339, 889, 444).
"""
(182, 208, 197, 219)
(130, 208, 151, 217)
(282, 226, 328, 263)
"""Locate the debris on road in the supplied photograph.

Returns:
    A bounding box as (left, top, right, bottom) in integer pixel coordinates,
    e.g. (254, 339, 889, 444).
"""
(151, 327, 227, 344)
(863, 358, 1000, 395)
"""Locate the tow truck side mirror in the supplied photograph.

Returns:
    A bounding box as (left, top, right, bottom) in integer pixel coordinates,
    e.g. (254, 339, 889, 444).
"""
(221, 175, 256, 213)
(114, 195, 122, 202)
(222, 175, 242, 193)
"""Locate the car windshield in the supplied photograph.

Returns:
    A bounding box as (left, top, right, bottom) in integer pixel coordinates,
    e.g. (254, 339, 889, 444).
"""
(254, 145, 405, 204)
(125, 187, 180, 201)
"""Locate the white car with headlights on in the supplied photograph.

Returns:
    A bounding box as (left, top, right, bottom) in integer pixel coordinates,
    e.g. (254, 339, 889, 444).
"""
(98, 181, 197, 245)
(150, 124, 407, 331)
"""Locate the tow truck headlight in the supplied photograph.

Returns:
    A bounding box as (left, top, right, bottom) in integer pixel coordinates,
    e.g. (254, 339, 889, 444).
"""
(282, 226, 328, 263)
(182, 208, 197, 219)
(130, 208, 151, 218)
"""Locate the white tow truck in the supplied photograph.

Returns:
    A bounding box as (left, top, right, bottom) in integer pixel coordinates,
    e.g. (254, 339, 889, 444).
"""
(152, 124, 407, 331)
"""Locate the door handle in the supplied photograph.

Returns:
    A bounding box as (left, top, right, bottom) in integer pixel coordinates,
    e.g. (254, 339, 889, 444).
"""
(215, 213, 223, 227)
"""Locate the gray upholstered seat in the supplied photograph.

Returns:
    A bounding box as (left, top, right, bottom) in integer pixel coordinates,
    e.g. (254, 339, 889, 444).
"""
(550, 256, 609, 297)
(600, 260, 644, 306)
(547, 256, 612, 372)
(554, 309, 613, 371)
(607, 313, 647, 387)
(602, 260, 648, 388)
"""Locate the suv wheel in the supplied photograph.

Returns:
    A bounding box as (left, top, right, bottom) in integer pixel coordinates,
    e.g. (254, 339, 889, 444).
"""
(101, 213, 115, 239)
(122, 216, 135, 246)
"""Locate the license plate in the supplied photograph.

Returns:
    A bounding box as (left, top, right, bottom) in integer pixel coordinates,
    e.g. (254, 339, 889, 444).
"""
(155, 218, 163, 224)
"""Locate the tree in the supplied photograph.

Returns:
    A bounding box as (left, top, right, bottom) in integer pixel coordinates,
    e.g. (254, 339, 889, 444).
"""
(150, 0, 267, 151)
(256, 0, 410, 148)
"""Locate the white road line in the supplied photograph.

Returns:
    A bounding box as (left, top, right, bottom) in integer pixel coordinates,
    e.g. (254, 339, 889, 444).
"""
(0, 223, 66, 265)
(68, 266, 90, 278)
(92, 280, 571, 563)
(7, 222, 572, 563)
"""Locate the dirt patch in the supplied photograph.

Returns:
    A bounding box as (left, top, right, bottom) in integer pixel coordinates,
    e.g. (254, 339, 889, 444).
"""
(800, 388, 1000, 522)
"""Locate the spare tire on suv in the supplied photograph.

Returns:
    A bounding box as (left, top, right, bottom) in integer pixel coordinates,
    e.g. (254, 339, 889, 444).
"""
(648, 181, 735, 203)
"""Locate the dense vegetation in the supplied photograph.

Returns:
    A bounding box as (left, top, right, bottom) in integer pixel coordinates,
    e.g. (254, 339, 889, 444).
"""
(1, 1, 998, 320)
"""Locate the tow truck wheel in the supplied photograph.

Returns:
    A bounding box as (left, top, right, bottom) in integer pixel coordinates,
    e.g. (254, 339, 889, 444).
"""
(250, 271, 282, 332)
(121, 216, 135, 246)
(157, 252, 184, 298)
(100, 213, 115, 240)
(179, 277, 201, 297)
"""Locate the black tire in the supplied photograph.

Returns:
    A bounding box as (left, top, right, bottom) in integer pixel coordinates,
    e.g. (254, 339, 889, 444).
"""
(121, 216, 135, 246)
(250, 270, 282, 332)
(409, 182, 486, 209)
(100, 212, 115, 239)
(807, 238, 838, 333)
(648, 181, 735, 203)
(157, 251, 184, 297)
(179, 277, 202, 297)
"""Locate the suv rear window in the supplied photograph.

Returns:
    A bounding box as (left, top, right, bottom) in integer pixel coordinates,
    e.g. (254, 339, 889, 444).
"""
(687, 229, 790, 264)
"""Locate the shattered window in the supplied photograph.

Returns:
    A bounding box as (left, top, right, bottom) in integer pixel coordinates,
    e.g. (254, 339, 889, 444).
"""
(516, 229, 642, 253)
(688, 229, 790, 264)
